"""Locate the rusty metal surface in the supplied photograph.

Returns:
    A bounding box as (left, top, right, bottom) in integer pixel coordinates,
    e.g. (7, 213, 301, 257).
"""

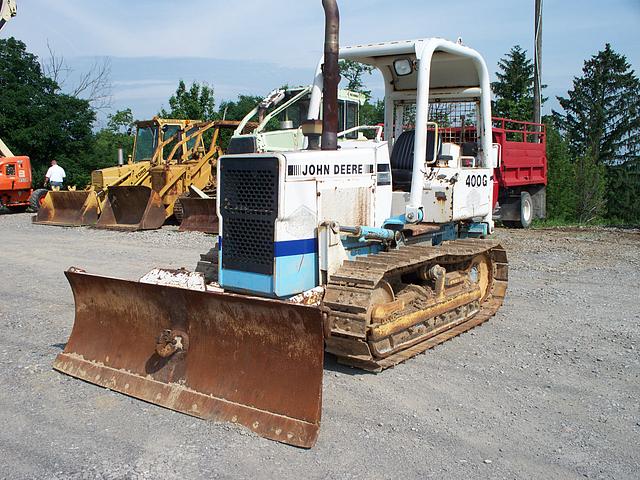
(53, 269, 324, 448)
(94, 186, 166, 231)
(321, 0, 340, 150)
(323, 239, 508, 371)
(32, 191, 100, 226)
(178, 197, 219, 234)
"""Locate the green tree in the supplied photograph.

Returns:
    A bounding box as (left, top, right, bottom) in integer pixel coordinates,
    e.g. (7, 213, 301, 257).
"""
(338, 60, 384, 135)
(360, 99, 385, 126)
(339, 60, 374, 98)
(218, 95, 262, 121)
(554, 44, 640, 223)
(214, 94, 263, 150)
(544, 117, 576, 220)
(574, 149, 607, 223)
(0, 37, 96, 187)
(491, 45, 538, 121)
(160, 80, 216, 120)
(89, 109, 136, 175)
(554, 44, 640, 166)
(106, 108, 134, 134)
(606, 160, 640, 223)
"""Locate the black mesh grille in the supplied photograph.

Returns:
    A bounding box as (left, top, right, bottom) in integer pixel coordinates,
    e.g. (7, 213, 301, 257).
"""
(220, 157, 279, 275)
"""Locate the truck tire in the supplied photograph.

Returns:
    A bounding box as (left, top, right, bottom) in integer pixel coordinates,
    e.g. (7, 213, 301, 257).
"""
(7, 205, 28, 213)
(501, 191, 533, 229)
(504, 192, 533, 228)
(29, 189, 48, 212)
(518, 191, 533, 228)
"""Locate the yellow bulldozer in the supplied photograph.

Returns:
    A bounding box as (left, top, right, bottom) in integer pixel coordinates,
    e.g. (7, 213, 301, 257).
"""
(34, 117, 243, 230)
(32, 162, 151, 227)
(95, 118, 245, 231)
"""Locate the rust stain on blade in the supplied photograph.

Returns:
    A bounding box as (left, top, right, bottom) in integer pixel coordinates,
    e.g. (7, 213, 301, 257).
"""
(32, 191, 99, 226)
(94, 186, 166, 231)
(53, 269, 324, 448)
(178, 197, 219, 234)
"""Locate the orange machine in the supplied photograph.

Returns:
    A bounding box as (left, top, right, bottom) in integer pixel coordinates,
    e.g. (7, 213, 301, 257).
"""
(0, 155, 40, 212)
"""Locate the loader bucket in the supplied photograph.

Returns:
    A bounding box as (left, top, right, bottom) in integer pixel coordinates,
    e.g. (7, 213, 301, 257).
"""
(178, 197, 219, 234)
(32, 191, 100, 226)
(53, 269, 324, 448)
(95, 186, 166, 231)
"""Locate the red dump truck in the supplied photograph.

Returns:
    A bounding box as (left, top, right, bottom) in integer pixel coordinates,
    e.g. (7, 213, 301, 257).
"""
(491, 117, 547, 228)
(440, 117, 547, 228)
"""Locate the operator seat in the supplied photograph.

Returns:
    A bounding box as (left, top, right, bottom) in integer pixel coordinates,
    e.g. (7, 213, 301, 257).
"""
(390, 130, 442, 191)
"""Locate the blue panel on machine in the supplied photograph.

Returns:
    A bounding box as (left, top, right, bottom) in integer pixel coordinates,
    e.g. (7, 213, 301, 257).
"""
(274, 253, 318, 297)
(220, 237, 318, 298)
(274, 238, 317, 257)
(219, 268, 274, 295)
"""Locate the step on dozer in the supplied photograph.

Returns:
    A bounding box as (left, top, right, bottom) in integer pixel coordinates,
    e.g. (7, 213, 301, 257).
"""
(95, 186, 166, 231)
(177, 196, 218, 234)
(53, 268, 324, 448)
(32, 191, 100, 226)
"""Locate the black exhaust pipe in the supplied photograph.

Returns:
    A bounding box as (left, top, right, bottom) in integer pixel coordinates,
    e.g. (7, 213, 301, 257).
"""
(321, 0, 340, 151)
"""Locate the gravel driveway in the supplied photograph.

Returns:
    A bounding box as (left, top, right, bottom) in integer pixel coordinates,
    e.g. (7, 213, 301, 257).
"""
(1, 212, 638, 479)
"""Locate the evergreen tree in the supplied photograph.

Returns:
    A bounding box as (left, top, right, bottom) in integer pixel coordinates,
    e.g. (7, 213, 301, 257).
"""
(553, 44, 640, 166)
(492, 46, 536, 121)
(160, 80, 216, 120)
(606, 159, 640, 223)
(574, 149, 607, 223)
(544, 118, 576, 220)
(554, 44, 640, 223)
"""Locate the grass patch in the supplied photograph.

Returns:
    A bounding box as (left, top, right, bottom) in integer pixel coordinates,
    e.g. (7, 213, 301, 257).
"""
(531, 218, 638, 229)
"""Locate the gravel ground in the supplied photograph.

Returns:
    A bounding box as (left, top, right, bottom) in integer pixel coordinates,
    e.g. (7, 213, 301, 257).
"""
(0, 212, 638, 479)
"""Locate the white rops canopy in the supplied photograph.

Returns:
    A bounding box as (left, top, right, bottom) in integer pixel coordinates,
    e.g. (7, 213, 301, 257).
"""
(308, 38, 493, 212)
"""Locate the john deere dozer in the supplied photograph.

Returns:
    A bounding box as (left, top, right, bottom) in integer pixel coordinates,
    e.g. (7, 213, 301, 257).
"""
(54, 0, 509, 448)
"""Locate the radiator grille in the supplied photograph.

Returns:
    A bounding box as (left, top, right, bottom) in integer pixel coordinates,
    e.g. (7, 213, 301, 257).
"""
(220, 157, 279, 275)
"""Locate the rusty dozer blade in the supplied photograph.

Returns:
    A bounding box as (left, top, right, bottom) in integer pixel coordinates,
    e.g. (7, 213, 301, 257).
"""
(32, 191, 100, 226)
(178, 196, 219, 234)
(53, 269, 324, 448)
(95, 186, 166, 231)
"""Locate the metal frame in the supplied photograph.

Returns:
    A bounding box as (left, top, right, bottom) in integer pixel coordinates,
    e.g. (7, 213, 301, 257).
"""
(308, 38, 493, 222)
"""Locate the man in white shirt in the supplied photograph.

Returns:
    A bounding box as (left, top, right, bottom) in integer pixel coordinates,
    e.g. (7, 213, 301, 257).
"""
(45, 159, 66, 191)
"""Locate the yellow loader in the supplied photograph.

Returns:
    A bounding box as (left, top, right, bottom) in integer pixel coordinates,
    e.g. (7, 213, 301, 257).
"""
(95, 119, 242, 231)
(33, 118, 187, 227)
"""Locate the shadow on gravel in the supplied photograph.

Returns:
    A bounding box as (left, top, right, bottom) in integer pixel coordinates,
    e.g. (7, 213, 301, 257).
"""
(323, 355, 373, 376)
(51, 343, 67, 351)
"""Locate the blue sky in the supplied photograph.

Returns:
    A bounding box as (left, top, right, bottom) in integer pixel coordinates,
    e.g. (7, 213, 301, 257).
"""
(4, 0, 640, 124)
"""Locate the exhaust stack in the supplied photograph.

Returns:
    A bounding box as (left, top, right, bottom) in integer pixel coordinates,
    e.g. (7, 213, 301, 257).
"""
(321, 0, 340, 151)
